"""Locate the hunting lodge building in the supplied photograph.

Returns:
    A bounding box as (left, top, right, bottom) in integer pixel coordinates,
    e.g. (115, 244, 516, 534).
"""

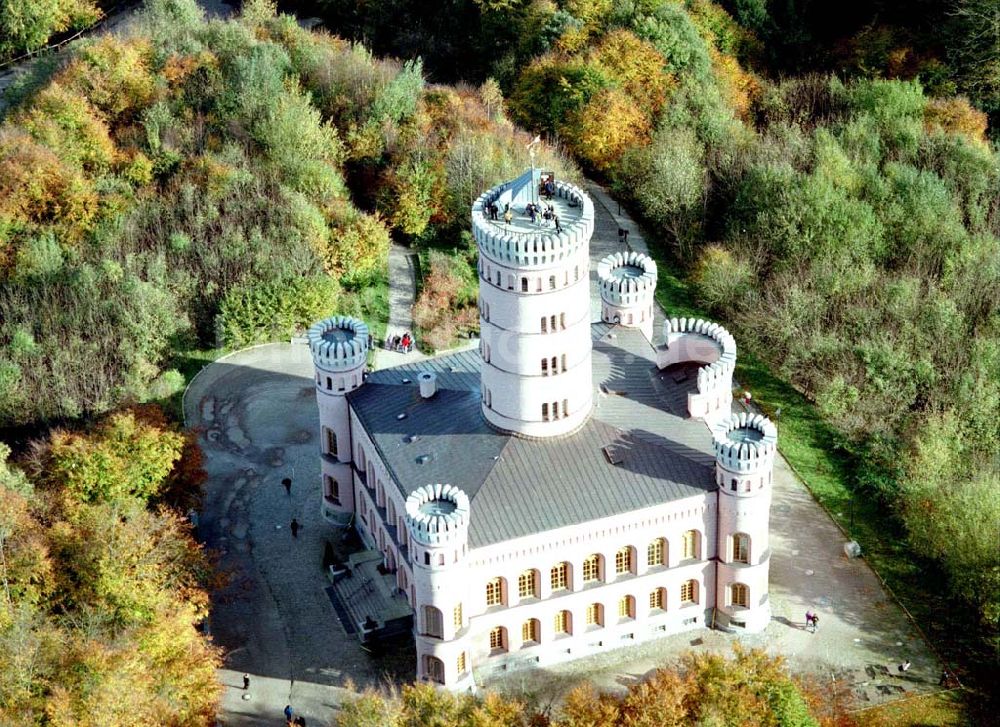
(310, 171, 776, 690)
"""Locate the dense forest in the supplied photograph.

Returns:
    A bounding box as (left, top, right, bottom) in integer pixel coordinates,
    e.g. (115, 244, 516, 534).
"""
(1, 0, 998, 722)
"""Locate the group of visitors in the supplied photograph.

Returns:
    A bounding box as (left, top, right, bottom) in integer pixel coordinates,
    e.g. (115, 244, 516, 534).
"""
(486, 201, 508, 221)
(385, 331, 413, 353)
(524, 201, 561, 231)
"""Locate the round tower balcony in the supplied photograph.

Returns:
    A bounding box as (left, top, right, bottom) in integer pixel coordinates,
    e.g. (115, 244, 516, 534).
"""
(307, 315, 369, 372)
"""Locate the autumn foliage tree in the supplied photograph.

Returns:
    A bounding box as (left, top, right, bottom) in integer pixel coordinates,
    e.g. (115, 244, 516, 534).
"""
(0, 407, 219, 724)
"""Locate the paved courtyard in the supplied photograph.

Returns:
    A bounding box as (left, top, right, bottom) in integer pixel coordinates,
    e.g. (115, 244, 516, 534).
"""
(185, 183, 945, 725)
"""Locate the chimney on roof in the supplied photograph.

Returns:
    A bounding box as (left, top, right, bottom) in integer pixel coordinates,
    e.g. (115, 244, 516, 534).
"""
(418, 372, 437, 399)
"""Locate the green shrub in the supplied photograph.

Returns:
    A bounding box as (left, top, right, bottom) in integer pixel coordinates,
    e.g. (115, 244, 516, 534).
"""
(217, 274, 340, 348)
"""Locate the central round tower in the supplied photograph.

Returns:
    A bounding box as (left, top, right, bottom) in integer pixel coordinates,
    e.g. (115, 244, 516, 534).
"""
(472, 170, 595, 438)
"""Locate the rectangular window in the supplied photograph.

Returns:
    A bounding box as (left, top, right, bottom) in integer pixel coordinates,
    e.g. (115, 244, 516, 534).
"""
(562, 399, 568, 417)
(457, 651, 466, 675)
(541, 358, 549, 376)
(541, 316, 548, 333)
(550, 562, 568, 591)
(649, 588, 664, 610)
(618, 595, 634, 619)
(681, 580, 696, 604)
(586, 603, 602, 626)
(325, 428, 338, 457)
(560, 313, 566, 329)
(554, 610, 569, 634)
(423, 606, 443, 638)
(647, 539, 664, 567)
(733, 535, 749, 564)
(615, 548, 632, 575)
(324, 476, 340, 505)
(682, 530, 698, 560)
(485, 578, 503, 607)
(453, 603, 463, 630)
(489, 627, 504, 651)
(518, 571, 537, 599)
(542, 402, 549, 421)
(732, 583, 749, 608)
(521, 619, 539, 644)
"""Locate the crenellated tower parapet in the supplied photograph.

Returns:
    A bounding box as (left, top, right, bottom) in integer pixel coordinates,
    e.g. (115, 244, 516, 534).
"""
(405, 484, 471, 548)
(472, 179, 594, 269)
(712, 412, 777, 475)
(308, 315, 369, 523)
(406, 484, 474, 690)
(597, 251, 657, 341)
(656, 317, 736, 422)
(713, 412, 776, 632)
(308, 315, 369, 372)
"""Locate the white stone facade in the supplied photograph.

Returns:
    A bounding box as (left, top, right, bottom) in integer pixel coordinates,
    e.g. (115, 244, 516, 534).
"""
(310, 174, 775, 689)
(473, 177, 595, 438)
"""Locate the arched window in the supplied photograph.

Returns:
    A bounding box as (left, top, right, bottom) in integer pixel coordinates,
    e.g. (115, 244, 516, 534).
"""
(521, 277, 529, 292)
(550, 314, 557, 331)
(542, 402, 549, 421)
(647, 538, 666, 567)
(582, 554, 602, 583)
(489, 626, 507, 653)
(549, 275, 557, 290)
(521, 618, 540, 645)
(485, 577, 505, 607)
(618, 594, 636, 620)
(325, 377, 332, 390)
(424, 655, 445, 684)
(682, 530, 700, 560)
(731, 582, 749, 608)
(496, 270, 501, 285)
(541, 358, 549, 376)
(681, 579, 699, 604)
(733, 533, 750, 564)
(586, 602, 604, 627)
(554, 609, 572, 635)
(649, 587, 666, 611)
(422, 606, 444, 638)
(540, 316, 548, 333)
(324, 475, 340, 505)
(550, 356, 557, 374)
(518, 569, 539, 600)
(324, 428, 337, 457)
(550, 562, 570, 591)
(615, 546, 635, 576)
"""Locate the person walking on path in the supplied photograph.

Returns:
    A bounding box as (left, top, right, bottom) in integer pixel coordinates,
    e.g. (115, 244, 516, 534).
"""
(284, 705, 294, 724)
(897, 660, 911, 674)
(503, 208, 513, 226)
(242, 673, 249, 690)
(805, 610, 815, 633)
(290, 518, 300, 538)
(282, 477, 292, 496)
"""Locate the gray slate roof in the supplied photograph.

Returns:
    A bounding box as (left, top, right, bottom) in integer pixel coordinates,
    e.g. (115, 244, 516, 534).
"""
(348, 325, 717, 548)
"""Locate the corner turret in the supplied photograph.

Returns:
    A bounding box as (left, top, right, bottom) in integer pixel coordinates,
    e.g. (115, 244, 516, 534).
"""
(597, 251, 657, 341)
(308, 315, 369, 522)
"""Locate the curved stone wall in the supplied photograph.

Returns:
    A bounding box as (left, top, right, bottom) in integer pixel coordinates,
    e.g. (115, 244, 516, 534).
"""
(657, 317, 736, 421)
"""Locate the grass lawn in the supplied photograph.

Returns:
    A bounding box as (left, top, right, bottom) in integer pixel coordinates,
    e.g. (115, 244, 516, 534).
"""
(851, 690, 967, 726)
